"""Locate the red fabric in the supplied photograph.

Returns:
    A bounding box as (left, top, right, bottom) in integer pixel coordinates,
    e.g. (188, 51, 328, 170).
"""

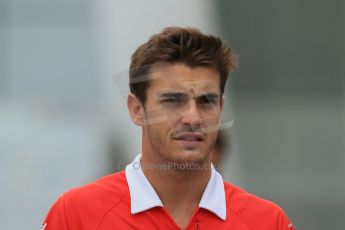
(42, 171, 295, 230)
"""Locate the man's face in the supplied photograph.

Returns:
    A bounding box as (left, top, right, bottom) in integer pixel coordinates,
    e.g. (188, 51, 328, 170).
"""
(142, 63, 224, 165)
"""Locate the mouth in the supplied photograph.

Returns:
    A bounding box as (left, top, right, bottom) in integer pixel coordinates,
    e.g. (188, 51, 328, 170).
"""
(173, 133, 204, 148)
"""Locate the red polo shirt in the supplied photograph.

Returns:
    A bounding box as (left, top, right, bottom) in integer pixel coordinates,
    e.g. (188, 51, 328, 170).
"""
(42, 155, 295, 230)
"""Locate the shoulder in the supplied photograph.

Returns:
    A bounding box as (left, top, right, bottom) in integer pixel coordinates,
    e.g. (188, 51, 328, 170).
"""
(223, 181, 295, 229)
(63, 171, 129, 215)
(64, 170, 129, 204)
(224, 181, 282, 214)
(42, 171, 130, 229)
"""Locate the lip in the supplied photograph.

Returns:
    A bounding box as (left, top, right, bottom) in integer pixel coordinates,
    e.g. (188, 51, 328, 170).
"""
(173, 133, 204, 148)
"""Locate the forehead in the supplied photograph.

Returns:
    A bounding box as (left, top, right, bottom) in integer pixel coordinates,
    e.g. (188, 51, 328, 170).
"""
(147, 63, 221, 94)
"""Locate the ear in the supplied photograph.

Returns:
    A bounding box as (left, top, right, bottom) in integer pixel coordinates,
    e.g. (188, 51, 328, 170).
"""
(127, 93, 145, 126)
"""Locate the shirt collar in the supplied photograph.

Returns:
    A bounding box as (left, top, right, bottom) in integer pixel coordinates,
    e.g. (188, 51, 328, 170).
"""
(125, 154, 227, 221)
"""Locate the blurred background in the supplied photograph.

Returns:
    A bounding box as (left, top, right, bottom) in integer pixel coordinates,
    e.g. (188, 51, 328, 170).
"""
(0, 0, 344, 229)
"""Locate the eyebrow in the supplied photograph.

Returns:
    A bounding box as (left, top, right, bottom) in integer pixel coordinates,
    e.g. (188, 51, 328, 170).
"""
(199, 93, 220, 99)
(157, 92, 220, 99)
(158, 92, 186, 98)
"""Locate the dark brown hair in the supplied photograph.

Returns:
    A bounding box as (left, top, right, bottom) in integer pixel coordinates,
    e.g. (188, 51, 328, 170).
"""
(129, 27, 238, 105)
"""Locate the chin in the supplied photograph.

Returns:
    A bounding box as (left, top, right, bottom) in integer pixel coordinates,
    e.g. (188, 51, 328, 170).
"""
(168, 147, 209, 164)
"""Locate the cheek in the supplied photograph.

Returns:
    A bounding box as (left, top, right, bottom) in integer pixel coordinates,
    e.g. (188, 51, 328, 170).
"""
(147, 119, 174, 141)
(161, 111, 181, 127)
(201, 106, 222, 120)
(202, 113, 222, 130)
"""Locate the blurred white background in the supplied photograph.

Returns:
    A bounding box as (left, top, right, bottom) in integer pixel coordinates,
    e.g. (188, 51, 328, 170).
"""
(0, 0, 344, 229)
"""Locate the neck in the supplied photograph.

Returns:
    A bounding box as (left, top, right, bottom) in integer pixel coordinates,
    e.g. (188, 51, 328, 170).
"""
(140, 147, 212, 214)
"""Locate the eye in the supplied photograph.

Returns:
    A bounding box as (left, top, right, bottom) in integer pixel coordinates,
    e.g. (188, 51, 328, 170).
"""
(161, 97, 181, 104)
(199, 96, 217, 105)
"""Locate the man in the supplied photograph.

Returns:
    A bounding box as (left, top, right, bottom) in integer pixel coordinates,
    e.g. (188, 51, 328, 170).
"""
(42, 27, 295, 229)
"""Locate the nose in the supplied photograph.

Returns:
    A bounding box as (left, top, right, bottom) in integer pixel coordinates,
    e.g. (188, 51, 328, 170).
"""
(180, 100, 202, 130)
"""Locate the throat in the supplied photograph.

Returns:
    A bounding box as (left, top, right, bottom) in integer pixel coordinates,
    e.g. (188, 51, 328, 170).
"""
(164, 203, 199, 229)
